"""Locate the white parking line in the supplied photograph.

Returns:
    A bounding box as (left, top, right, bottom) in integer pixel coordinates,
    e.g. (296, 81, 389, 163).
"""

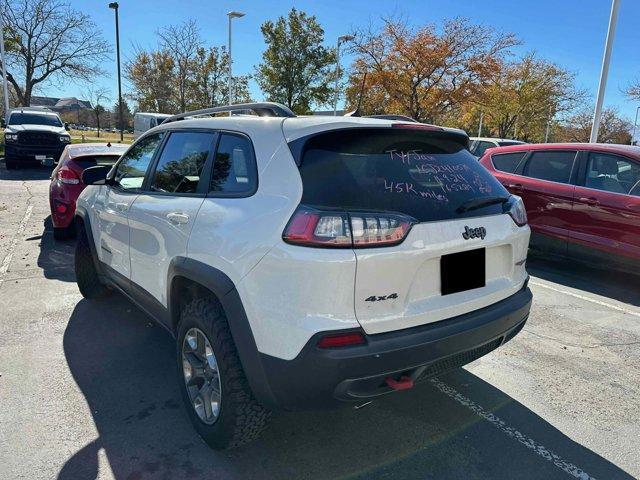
(0, 204, 34, 289)
(429, 378, 597, 480)
(530, 280, 640, 319)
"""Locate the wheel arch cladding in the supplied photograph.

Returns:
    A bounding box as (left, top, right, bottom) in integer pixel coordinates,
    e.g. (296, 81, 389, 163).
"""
(73, 206, 104, 277)
(167, 257, 280, 410)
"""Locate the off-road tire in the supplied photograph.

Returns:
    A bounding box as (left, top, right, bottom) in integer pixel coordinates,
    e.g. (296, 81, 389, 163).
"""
(177, 296, 271, 449)
(75, 224, 110, 299)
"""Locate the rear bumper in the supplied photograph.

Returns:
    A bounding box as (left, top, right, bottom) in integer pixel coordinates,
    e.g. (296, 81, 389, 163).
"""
(49, 197, 77, 228)
(255, 284, 532, 410)
(49, 183, 82, 228)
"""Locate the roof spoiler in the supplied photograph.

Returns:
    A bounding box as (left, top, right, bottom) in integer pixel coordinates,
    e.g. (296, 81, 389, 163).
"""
(366, 114, 418, 122)
(161, 102, 296, 124)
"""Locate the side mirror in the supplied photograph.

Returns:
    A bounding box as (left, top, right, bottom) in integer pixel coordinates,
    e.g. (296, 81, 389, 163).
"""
(82, 165, 112, 186)
(64, 123, 70, 131)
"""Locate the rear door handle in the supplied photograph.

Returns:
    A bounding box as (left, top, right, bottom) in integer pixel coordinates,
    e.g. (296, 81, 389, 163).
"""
(504, 183, 524, 193)
(578, 197, 600, 206)
(166, 212, 190, 225)
(115, 202, 129, 212)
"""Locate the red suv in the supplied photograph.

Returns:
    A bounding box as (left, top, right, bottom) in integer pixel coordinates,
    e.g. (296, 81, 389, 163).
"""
(49, 142, 129, 240)
(480, 143, 640, 273)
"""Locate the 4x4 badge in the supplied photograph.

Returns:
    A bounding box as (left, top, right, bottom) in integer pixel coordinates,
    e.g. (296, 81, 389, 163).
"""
(365, 293, 398, 302)
(462, 226, 486, 240)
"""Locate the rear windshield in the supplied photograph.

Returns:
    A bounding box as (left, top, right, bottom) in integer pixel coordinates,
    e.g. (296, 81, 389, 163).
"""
(298, 128, 508, 222)
(8, 113, 62, 127)
(71, 155, 121, 169)
(497, 141, 523, 147)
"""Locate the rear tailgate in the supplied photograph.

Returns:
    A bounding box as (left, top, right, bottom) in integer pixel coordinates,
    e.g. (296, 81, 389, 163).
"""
(354, 214, 529, 334)
(296, 125, 530, 334)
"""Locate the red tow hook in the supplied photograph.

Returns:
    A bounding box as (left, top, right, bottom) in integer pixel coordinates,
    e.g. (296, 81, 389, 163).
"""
(385, 375, 414, 391)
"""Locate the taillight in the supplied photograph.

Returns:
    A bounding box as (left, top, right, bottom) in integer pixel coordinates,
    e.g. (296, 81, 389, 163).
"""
(282, 208, 351, 247)
(317, 331, 365, 349)
(283, 205, 414, 248)
(57, 166, 80, 185)
(504, 195, 527, 227)
(350, 214, 413, 247)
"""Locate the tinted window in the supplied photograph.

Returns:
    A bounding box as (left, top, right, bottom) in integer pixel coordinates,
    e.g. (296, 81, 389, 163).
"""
(72, 155, 122, 170)
(210, 134, 257, 194)
(150, 132, 214, 194)
(9, 112, 62, 127)
(492, 152, 527, 173)
(472, 141, 496, 157)
(523, 151, 576, 184)
(586, 152, 640, 196)
(114, 133, 164, 191)
(298, 129, 508, 222)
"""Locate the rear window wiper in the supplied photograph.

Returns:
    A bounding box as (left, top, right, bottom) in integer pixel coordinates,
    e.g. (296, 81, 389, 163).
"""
(456, 196, 510, 214)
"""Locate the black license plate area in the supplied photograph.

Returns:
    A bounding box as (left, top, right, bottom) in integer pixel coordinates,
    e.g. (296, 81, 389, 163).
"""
(441, 248, 486, 295)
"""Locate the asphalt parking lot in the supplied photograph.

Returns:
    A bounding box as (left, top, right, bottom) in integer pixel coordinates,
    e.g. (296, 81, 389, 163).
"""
(0, 162, 638, 480)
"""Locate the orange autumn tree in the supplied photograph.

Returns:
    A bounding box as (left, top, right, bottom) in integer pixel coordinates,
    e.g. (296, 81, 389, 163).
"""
(459, 53, 586, 141)
(345, 18, 519, 123)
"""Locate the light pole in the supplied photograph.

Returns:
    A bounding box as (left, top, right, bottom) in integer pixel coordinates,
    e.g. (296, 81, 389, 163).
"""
(0, 3, 10, 120)
(477, 111, 483, 137)
(227, 11, 245, 109)
(108, 2, 123, 142)
(590, 0, 620, 143)
(333, 34, 354, 116)
(632, 106, 640, 145)
(544, 108, 552, 143)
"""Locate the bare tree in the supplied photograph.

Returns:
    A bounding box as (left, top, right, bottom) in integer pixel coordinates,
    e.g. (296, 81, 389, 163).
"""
(558, 107, 632, 144)
(157, 19, 203, 112)
(0, 0, 111, 106)
(624, 79, 640, 104)
(86, 87, 110, 138)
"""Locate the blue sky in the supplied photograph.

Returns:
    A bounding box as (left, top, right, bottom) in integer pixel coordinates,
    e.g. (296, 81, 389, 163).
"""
(41, 0, 640, 120)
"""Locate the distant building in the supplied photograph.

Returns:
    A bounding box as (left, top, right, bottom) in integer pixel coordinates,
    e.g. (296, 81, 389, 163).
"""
(30, 96, 92, 112)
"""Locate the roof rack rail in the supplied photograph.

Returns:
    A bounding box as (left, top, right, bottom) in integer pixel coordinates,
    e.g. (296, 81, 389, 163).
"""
(161, 102, 296, 124)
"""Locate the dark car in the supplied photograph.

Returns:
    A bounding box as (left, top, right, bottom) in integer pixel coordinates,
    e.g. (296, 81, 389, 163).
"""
(49, 142, 129, 240)
(480, 143, 640, 273)
(2, 108, 71, 169)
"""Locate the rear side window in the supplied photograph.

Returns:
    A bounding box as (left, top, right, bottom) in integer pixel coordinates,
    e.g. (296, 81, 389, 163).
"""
(150, 131, 214, 194)
(491, 152, 527, 173)
(586, 152, 640, 196)
(298, 128, 508, 222)
(72, 155, 121, 170)
(471, 141, 495, 157)
(523, 151, 576, 184)
(210, 133, 257, 195)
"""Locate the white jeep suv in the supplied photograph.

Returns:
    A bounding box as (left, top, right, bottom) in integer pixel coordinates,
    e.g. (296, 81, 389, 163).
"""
(74, 103, 532, 449)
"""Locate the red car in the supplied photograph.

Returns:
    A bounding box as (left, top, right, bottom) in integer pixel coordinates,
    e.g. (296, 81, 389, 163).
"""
(480, 143, 640, 274)
(49, 142, 129, 240)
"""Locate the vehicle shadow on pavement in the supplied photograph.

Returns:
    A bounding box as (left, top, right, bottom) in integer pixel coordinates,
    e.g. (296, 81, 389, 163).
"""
(0, 160, 54, 181)
(59, 296, 635, 480)
(527, 254, 640, 307)
(37, 216, 76, 282)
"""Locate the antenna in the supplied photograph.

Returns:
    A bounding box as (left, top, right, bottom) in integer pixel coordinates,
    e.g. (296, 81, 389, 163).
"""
(344, 71, 367, 117)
